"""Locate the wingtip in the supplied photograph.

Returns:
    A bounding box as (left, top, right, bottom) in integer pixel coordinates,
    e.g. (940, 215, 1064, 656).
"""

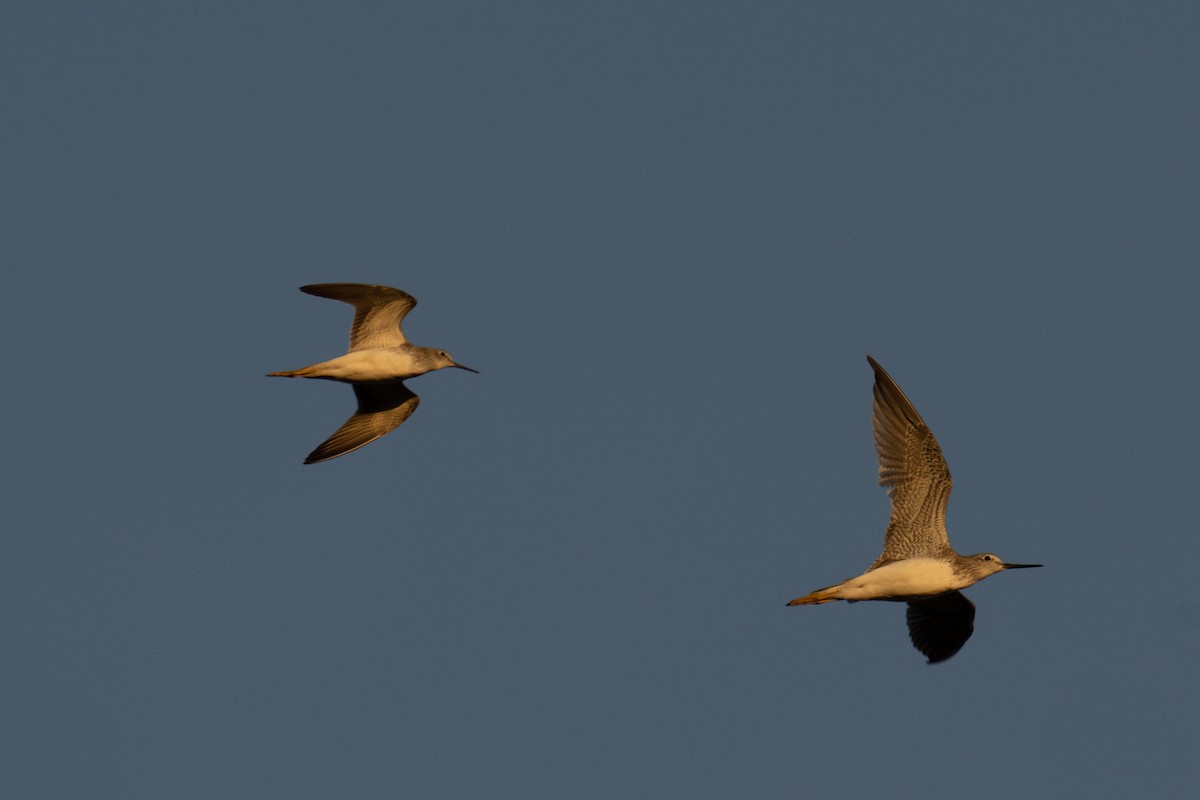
(303, 448, 342, 465)
(303, 440, 358, 465)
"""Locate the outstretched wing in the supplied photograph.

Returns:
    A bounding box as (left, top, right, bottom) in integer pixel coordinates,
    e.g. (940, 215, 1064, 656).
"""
(304, 383, 420, 464)
(906, 591, 975, 664)
(867, 356, 953, 567)
(300, 283, 417, 351)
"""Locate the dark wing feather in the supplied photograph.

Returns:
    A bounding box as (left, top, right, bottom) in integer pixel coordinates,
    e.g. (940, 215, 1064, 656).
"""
(304, 383, 420, 464)
(906, 591, 975, 664)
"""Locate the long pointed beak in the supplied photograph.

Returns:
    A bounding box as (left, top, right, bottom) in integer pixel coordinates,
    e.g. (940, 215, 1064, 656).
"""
(1004, 563, 1042, 569)
(453, 362, 479, 374)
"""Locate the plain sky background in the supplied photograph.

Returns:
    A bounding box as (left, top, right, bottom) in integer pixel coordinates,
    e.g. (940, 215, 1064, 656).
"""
(3, 2, 1198, 798)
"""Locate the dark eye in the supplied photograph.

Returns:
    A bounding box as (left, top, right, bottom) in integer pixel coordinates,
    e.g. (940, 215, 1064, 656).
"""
(983, 555, 993, 562)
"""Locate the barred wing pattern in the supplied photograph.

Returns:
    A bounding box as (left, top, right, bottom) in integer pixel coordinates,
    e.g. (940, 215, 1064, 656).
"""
(300, 283, 418, 351)
(867, 356, 954, 568)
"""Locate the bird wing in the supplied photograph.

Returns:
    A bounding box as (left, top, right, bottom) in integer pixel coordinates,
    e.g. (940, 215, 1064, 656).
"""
(906, 591, 976, 664)
(303, 383, 420, 464)
(867, 356, 954, 567)
(300, 283, 418, 351)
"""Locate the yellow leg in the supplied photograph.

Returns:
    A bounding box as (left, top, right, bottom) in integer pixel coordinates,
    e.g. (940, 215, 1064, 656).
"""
(786, 587, 840, 606)
(267, 366, 317, 378)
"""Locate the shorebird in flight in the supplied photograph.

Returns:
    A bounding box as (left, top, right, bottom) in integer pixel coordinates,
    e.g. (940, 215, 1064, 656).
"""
(269, 283, 476, 464)
(787, 356, 1040, 663)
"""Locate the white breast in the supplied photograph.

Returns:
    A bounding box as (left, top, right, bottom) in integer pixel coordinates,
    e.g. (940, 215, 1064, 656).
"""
(838, 559, 962, 601)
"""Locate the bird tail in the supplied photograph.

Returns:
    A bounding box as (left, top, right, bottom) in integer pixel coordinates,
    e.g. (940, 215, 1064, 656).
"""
(786, 585, 842, 606)
(267, 366, 318, 378)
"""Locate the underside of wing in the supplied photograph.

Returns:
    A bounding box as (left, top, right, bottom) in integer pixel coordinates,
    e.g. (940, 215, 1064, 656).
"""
(868, 356, 953, 564)
(300, 283, 417, 351)
(304, 383, 420, 464)
(906, 591, 976, 664)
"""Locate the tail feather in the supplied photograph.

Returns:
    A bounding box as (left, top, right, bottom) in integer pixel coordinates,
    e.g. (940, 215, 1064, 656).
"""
(786, 585, 842, 606)
(267, 366, 316, 378)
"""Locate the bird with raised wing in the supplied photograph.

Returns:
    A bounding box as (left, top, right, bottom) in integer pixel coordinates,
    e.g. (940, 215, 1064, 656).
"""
(787, 356, 1040, 663)
(269, 283, 477, 464)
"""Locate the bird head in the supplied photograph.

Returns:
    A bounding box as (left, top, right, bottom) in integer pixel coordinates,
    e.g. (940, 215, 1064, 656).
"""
(969, 553, 1042, 578)
(430, 349, 479, 374)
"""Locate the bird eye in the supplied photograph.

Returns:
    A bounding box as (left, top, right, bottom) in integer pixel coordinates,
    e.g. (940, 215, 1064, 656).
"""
(982, 555, 993, 562)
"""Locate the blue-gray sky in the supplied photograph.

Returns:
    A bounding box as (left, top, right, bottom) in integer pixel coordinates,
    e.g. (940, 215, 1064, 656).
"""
(3, 2, 1198, 798)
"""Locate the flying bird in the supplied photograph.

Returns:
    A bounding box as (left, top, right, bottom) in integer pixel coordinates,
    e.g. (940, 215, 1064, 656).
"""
(269, 283, 477, 464)
(787, 356, 1041, 663)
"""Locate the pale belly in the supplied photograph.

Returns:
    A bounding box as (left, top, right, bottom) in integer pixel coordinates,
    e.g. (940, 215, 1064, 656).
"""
(307, 349, 420, 382)
(838, 559, 966, 601)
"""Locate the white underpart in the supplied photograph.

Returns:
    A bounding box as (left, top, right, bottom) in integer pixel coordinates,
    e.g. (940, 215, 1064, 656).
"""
(835, 558, 966, 601)
(306, 349, 422, 382)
